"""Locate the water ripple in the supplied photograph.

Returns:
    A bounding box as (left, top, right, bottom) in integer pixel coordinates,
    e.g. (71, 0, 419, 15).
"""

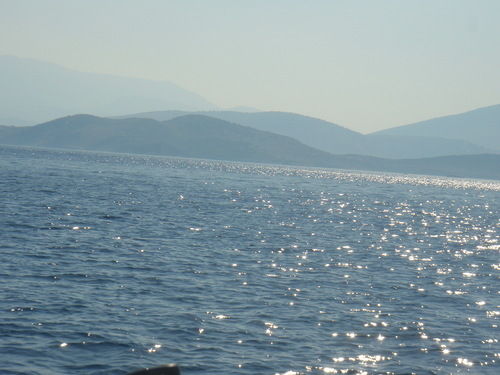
(0, 146, 499, 374)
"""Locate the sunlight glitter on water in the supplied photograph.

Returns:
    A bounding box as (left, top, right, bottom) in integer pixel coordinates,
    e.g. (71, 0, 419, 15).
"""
(1, 147, 499, 374)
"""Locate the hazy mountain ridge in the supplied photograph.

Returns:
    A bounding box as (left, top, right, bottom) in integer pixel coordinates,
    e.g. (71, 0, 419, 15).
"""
(1, 114, 498, 180)
(117, 110, 490, 159)
(2, 56, 498, 159)
(0, 55, 217, 126)
(371, 104, 500, 153)
(1, 56, 498, 171)
(114, 110, 364, 153)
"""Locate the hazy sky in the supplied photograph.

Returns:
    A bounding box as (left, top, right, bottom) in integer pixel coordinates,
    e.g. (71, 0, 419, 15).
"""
(1, 0, 499, 133)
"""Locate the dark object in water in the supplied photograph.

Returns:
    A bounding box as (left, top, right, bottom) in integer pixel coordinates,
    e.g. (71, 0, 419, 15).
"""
(128, 364, 180, 375)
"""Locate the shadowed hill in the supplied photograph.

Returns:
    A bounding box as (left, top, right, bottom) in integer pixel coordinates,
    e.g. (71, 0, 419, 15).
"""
(0, 114, 346, 166)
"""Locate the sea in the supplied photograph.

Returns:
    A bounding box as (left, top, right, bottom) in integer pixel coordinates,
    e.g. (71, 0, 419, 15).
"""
(1, 146, 499, 375)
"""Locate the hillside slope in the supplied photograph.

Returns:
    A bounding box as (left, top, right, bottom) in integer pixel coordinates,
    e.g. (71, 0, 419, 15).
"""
(372, 104, 500, 153)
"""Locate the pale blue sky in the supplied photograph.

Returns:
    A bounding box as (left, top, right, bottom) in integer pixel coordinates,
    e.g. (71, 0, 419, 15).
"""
(1, 0, 499, 133)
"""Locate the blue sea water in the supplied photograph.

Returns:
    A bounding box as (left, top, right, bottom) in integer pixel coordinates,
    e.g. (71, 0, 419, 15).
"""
(1, 146, 499, 375)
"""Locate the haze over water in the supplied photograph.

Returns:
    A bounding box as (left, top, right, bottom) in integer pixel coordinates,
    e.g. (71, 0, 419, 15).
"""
(1, 146, 499, 374)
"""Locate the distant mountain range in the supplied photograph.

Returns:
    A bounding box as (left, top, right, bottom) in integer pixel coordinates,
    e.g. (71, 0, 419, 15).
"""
(116, 109, 496, 159)
(1, 114, 498, 180)
(2, 56, 498, 158)
(0, 55, 217, 126)
(371, 104, 500, 153)
(1, 55, 498, 180)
